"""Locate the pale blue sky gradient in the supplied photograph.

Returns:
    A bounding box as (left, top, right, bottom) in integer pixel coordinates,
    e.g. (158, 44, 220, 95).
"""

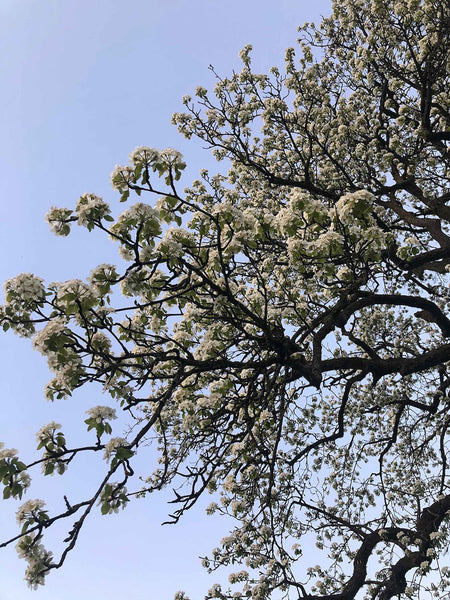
(0, 2, 330, 598)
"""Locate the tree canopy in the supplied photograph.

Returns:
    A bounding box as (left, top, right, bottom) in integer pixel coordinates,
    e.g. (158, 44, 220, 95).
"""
(1, 0, 450, 597)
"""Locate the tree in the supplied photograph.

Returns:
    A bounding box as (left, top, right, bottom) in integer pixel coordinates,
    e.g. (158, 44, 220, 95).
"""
(1, 0, 450, 597)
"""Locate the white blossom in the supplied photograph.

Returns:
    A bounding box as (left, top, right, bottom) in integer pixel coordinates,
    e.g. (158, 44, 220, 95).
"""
(4, 274, 45, 309)
(45, 206, 73, 236)
(85, 406, 117, 423)
(16, 499, 46, 524)
(110, 165, 135, 193)
(129, 146, 160, 165)
(32, 319, 67, 355)
(75, 193, 111, 227)
(90, 331, 111, 352)
(35, 422, 61, 443)
(0, 445, 18, 460)
(56, 279, 95, 306)
(103, 437, 128, 461)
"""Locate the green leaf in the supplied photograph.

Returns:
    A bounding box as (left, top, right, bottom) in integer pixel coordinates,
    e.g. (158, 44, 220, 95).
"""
(44, 463, 55, 476)
(56, 433, 66, 446)
(11, 483, 22, 498)
(116, 448, 134, 461)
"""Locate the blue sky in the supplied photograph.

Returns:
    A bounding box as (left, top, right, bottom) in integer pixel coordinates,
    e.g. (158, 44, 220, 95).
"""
(0, 2, 331, 598)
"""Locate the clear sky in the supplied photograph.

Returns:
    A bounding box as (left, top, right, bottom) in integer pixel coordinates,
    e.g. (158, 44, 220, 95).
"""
(0, 1, 331, 598)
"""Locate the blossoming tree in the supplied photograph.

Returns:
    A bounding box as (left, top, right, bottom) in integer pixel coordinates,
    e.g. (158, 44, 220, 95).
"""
(1, 0, 450, 597)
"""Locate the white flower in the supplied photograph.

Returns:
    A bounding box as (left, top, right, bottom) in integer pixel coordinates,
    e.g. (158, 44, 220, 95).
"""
(45, 206, 73, 236)
(16, 499, 46, 524)
(195, 86, 208, 97)
(98, 482, 128, 514)
(56, 279, 95, 306)
(36, 422, 61, 442)
(336, 265, 353, 280)
(103, 437, 128, 461)
(126, 202, 158, 222)
(259, 410, 271, 422)
(86, 406, 117, 423)
(32, 319, 67, 355)
(90, 331, 111, 352)
(155, 236, 183, 258)
(120, 268, 152, 297)
(110, 203, 161, 244)
(404, 587, 414, 595)
(111, 164, 135, 192)
(314, 230, 344, 253)
(15, 535, 54, 589)
(18, 471, 31, 488)
(4, 273, 46, 305)
(89, 263, 117, 284)
(404, 236, 420, 246)
(129, 146, 160, 165)
(206, 502, 218, 515)
(0, 446, 18, 460)
(335, 190, 375, 224)
(75, 193, 111, 227)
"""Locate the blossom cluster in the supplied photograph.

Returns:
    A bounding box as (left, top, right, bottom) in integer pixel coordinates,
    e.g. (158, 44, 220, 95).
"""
(35, 422, 67, 475)
(2, 273, 46, 336)
(16, 534, 54, 589)
(98, 483, 129, 514)
(75, 193, 112, 230)
(85, 405, 117, 438)
(85, 405, 117, 423)
(56, 279, 96, 315)
(334, 190, 377, 225)
(35, 421, 62, 445)
(0, 442, 18, 460)
(89, 263, 118, 296)
(0, 443, 30, 498)
(111, 145, 186, 197)
(4, 273, 46, 308)
(32, 319, 68, 355)
(45, 206, 73, 236)
(110, 203, 162, 261)
(103, 437, 128, 461)
(16, 499, 47, 525)
(89, 331, 112, 354)
(33, 319, 83, 398)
